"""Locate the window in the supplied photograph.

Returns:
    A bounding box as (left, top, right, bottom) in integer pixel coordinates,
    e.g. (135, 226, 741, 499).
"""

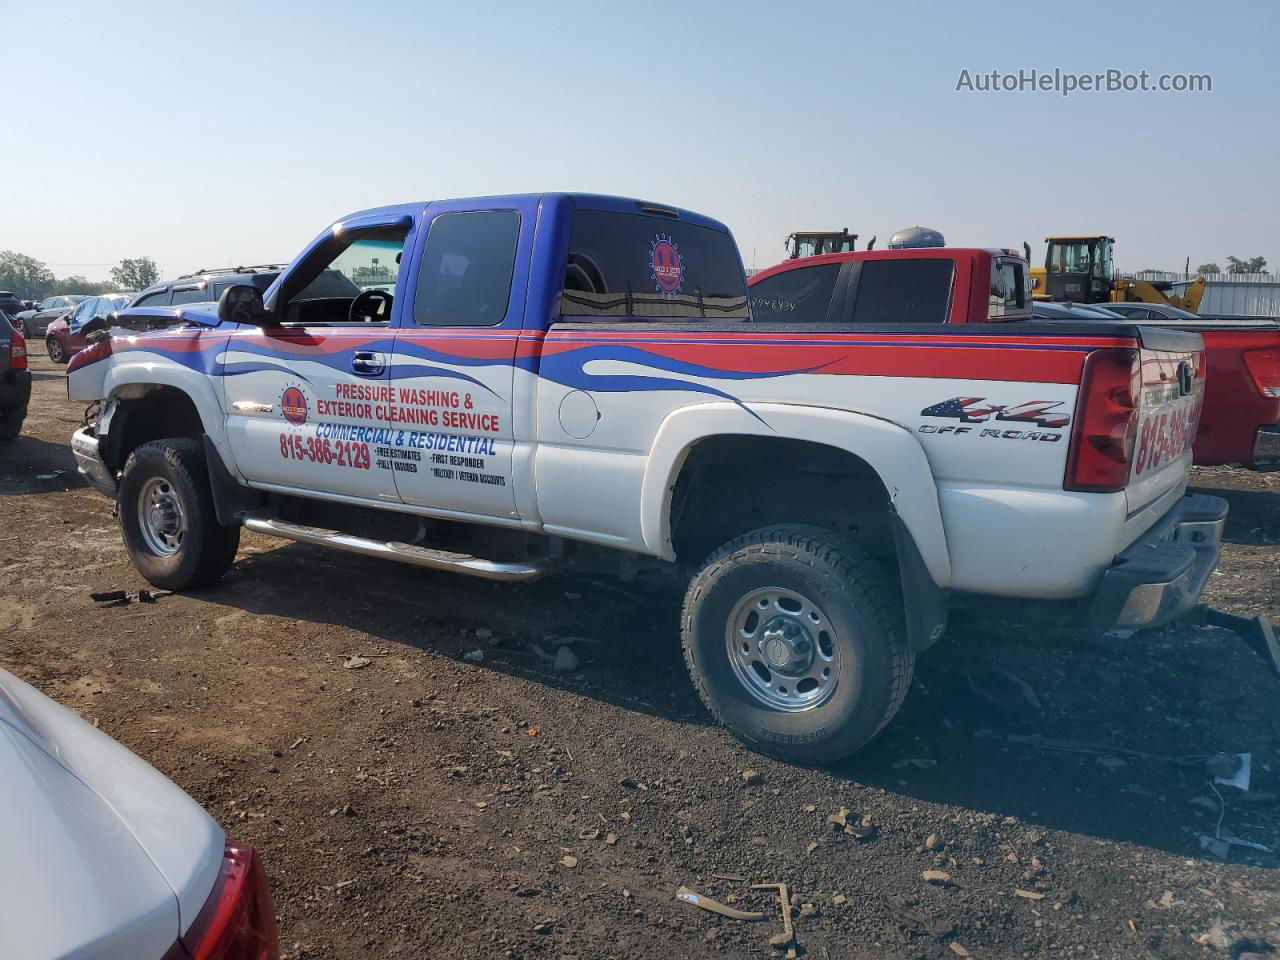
(988, 258, 1029, 318)
(132, 290, 170, 308)
(169, 285, 210, 306)
(850, 260, 953, 324)
(283, 227, 406, 325)
(750, 264, 841, 323)
(39, 298, 58, 310)
(560, 210, 749, 320)
(413, 211, 519, 327)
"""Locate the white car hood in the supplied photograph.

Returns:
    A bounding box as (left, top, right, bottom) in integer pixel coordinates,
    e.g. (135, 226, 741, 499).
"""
(0, 669, 224, 960)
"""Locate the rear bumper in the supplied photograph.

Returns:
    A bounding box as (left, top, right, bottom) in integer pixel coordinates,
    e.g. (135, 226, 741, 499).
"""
(0, 368, 31, 410)
(1088, 493, 1227, 632)
(1251, 423, 1280, 467)
(72, 426, 117, 497)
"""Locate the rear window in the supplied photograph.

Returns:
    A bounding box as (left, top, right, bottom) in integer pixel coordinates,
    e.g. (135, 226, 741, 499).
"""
(851, 259, 953, 324)
(750, 264, 841, 323)
(562, 211, 748, 319)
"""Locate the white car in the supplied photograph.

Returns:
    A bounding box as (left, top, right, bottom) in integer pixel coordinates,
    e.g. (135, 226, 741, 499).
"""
(0, 667, 278, 959)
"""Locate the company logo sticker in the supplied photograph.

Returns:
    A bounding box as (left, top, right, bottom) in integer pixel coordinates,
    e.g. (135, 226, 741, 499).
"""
(281, 385, 308, 425)
(650, 234, 684, 297)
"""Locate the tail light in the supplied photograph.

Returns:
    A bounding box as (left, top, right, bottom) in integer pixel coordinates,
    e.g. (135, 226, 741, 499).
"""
(66, 336, 112, 373)
(165, 842, 279, 960)
(1243, 346, 1280, 398)
(9, 328, 26, 370)
(1065, 348, 1140, 492)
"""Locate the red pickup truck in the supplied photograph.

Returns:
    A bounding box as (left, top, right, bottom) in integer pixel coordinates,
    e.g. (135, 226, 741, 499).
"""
(748, 249, 1280, 469)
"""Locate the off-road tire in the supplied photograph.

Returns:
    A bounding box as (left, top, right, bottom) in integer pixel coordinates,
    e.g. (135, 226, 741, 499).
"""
(682, 524, 913, 764)
(0, 405, 25, 441)
(117, 439, 240, 590)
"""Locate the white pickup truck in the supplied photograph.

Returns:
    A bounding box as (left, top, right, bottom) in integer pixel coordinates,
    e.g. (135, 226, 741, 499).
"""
(68, 193, 1225, 762)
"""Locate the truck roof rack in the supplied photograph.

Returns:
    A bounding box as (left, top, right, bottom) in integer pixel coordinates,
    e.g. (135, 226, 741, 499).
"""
(179, 263, 289, 280)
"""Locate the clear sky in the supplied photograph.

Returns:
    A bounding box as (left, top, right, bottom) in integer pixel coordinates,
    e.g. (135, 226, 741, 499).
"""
(2, 0, 1275, 282)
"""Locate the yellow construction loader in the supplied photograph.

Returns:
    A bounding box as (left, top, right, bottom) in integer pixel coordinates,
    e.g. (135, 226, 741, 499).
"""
(1029, 234, 1206, 312)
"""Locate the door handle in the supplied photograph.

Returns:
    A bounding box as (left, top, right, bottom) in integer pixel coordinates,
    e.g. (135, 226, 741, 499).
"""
(351, 351, 386, 376)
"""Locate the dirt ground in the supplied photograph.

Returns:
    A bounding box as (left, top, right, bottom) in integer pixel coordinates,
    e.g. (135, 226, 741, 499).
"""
(3, 353, 1280, 960)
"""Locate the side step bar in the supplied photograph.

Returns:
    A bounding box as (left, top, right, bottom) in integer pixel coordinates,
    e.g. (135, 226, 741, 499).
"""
(242, 514, 558, 582)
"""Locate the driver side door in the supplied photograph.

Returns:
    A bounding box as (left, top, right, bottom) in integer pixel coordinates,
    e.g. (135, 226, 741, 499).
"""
(221, 220, 414, 503)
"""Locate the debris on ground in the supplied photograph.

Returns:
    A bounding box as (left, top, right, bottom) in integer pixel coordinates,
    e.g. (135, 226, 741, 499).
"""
(674, 886, 765, 921)
(752, 883, 797, 958)
(552, 646, 580, 673)
(342, 655, 372, 670)
(462, 649, 484, 662)
(923, 870, 953, 887)
(742, 768, 765, 786)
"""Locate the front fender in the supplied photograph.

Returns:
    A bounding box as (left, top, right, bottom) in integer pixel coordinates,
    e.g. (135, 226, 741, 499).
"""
(639, 402, 952, 586)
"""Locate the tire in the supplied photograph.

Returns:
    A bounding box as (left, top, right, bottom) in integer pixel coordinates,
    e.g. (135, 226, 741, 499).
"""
(682, 524, 913, 764)
(46, 337, 66, 364)
(22, 320, 34, 340)
(117, 439, 240, 590)
(0, 405, 25, 441)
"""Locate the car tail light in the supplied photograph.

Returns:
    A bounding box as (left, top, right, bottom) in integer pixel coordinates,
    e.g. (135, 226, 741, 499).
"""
(66, 336, 112, 373)
(1065, 348, 1140, 492)
(1243, 346, 1280, 399)
(167, 842, 279, 960)
(9, 328, 26, 370)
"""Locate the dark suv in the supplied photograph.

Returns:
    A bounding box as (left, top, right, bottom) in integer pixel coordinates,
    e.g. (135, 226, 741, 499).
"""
(130, 264, 286, 309)
(0, 312, 30, 440)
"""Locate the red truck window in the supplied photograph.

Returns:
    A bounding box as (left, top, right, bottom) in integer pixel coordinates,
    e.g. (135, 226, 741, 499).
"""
(749, 264, 841, 323)
(850, 259, 953, 323)
(561, 211, 749, 320)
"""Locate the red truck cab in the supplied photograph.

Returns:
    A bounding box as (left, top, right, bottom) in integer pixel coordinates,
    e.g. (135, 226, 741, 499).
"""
(749, 249, 1280, 469)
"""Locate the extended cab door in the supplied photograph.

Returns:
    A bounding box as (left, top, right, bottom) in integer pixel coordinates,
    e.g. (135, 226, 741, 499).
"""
(221, 214, 416, 503)
(385, 199, 536, 520)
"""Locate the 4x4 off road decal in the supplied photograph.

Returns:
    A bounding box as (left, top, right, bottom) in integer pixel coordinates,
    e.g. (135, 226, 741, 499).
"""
(920, 396, 1071, 428)
(650, 234, 684, 297)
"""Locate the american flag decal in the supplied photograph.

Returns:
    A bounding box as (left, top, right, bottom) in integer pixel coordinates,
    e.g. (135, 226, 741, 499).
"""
(921, 397, 1070, 428)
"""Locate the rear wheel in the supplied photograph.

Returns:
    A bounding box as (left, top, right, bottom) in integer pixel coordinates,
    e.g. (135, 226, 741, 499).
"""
(682, 524, 913, 764)
(46, 337, 66, 364)
(117, 439, 240, 589)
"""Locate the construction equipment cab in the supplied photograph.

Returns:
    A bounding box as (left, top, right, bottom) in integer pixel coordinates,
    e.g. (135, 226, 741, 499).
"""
(67, 193, 1226, 765)
(1031, 234, 1207, 312)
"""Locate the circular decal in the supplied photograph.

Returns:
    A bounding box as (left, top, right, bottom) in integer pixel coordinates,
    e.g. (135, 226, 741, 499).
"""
(649, 234, 684, 296)
(280, 386, 308, 425)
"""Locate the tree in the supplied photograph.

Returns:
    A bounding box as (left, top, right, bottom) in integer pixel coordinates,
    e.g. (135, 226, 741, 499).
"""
(111, 256, 159, 291)
(57, 275, 116, 296)
(1195, 262, 1221, 274)
(1226, 255, 1267, 274)
(0, 250, 57, 299)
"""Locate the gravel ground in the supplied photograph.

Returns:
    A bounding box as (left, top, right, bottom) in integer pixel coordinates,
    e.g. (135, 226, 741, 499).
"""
(3, 353, 1279, 960)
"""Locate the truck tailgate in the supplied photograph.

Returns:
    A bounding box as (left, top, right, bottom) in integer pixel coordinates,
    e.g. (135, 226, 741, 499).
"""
(1125, 326, 1205, 523)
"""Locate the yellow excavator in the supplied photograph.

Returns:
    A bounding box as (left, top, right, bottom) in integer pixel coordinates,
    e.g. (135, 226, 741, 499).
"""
(1029, 234, 1206, 312)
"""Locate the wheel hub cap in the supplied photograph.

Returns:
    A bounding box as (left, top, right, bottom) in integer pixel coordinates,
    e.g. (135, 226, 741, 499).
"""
(137, 477, 185, 557)
(725, 587, 838, 712)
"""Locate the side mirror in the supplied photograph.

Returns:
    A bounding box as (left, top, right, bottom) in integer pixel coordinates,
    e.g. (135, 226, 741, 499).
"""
(217, 284, 273, 326)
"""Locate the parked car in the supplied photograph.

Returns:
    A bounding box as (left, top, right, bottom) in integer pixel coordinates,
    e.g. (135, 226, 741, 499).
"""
(14, 294, 88, 338)
(67, 193, 1223, 763)
(1038, 300, 1280, 468)
(131, 265, 287, 309)
(0, 291, 24, 315)
(0, 311, 30, 440)
(45, 293, 133, 363)
(0, 666, 279, 959)
(1030, 300, 1127, 320)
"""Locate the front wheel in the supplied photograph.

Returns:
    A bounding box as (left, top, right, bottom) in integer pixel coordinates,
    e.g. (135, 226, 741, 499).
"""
(117, 439, 240, 590)
(46, 337, 66, 364)
(682, 524, 913, 764)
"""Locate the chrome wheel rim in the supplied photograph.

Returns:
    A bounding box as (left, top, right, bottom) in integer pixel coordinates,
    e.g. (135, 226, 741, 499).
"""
(725, 586, 838, 712)
(137, 476, 185, 557)
(47, 339, 62, 362)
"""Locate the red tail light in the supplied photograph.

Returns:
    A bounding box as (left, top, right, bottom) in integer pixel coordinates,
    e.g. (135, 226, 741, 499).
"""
(66, 336, 112, 373)
(9, 328, 27, 370)
(172, 842, 279, 960)
(1065, 348, 1140, 492)
(1243, 346, 1280, 399)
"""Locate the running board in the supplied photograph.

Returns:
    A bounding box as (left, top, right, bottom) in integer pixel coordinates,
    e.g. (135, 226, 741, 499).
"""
(242, 515, 558, 582)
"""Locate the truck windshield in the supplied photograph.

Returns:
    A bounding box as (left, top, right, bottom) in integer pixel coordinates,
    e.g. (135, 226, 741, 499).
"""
(561, 211, 749, 320)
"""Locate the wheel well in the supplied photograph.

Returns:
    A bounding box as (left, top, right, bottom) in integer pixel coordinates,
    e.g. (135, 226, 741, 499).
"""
(668, 436, 896, 566)
(104, 386, 205, 473)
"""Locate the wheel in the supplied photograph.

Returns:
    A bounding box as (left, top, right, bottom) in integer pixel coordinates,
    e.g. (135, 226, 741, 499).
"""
(0, 405, 25, 441)
(682, 524, 913, 764)
(22, 319, 34, 340)
(117, 439, 240, 590)
(46, 337, 66, 364)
